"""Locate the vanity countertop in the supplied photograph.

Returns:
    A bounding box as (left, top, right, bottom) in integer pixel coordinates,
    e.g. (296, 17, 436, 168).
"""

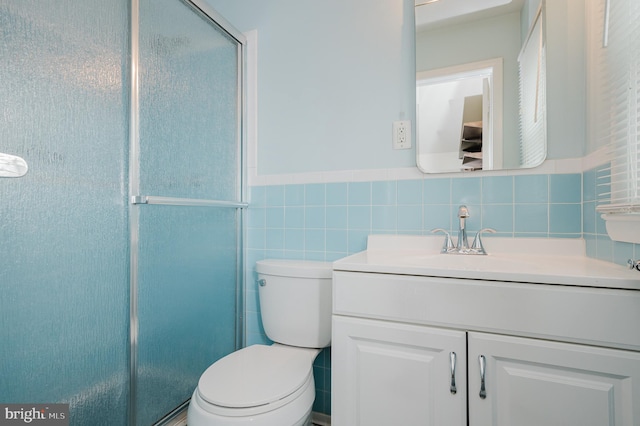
(333, 235, 640, 291)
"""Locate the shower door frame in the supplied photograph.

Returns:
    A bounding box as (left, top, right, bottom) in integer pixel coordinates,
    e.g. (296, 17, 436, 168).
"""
(128, 0, 247, 423)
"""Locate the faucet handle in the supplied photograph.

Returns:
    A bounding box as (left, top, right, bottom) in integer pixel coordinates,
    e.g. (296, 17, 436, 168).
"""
(471, 228, 496, 254)
(431, 228, 455, 253)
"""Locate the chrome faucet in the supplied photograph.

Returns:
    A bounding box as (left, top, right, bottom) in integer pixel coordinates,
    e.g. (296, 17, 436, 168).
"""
(432, 205, 496, 255)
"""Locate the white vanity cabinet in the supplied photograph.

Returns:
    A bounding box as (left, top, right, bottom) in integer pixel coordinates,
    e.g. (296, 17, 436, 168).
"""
(331, 269, 640, 426)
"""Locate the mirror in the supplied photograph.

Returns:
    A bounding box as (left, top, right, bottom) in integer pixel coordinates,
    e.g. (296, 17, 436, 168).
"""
(0, 152, 28, 177)
(415, 0, 547, 173)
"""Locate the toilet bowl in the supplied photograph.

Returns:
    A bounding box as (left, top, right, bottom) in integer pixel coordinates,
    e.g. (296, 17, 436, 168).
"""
(187, 259, 333, 426)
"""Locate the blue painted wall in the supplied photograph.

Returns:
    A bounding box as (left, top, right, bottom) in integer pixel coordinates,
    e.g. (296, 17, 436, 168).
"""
(208, 0, 416, 174)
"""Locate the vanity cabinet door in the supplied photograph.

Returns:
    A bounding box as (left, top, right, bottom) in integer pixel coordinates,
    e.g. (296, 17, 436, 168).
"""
(468, 332, 640, 426)
(332, 315, 467, 426)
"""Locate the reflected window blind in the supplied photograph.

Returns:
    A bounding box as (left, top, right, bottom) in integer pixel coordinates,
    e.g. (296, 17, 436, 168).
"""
(596, 0, 640, 213)
(518, 7, 547, 168)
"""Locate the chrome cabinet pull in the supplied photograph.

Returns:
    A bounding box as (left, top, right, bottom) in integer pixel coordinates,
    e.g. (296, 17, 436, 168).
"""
(478, 355, 487, 399)
(449, 352, 457, 394)
(258, 279, 266, 287)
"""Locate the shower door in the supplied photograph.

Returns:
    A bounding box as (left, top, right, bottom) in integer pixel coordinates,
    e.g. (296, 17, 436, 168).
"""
(130, 0, 246, 424)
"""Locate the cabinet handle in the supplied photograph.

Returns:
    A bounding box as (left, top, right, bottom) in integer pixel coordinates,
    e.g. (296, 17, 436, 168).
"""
(449, 352, 457, 394)
(478, 355, 487, 399)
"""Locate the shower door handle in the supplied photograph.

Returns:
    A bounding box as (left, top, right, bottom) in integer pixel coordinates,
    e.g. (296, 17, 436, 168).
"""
(131, 195, 248, 208)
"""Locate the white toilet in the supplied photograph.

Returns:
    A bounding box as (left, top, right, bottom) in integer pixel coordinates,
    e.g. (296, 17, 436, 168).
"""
(187, 259, 333, 426)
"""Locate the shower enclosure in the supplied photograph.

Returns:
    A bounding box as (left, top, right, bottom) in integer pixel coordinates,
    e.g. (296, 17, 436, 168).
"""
(0, 0, 245, 424)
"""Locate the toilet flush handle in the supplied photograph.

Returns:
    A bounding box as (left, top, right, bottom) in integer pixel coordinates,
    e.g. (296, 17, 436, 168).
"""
(258, 279, 267, 287)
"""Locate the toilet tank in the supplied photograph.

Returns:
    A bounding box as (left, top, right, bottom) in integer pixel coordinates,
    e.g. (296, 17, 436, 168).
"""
(256, 259, 333, 348)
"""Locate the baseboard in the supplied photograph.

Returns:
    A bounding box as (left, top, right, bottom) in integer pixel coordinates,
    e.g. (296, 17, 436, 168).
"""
(155, 402, 188, 426)
(312, 411, 331, 426)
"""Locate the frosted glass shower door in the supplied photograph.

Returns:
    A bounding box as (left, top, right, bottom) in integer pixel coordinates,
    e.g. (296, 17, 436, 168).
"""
(0, 1, 130, 425)
(131, 0, 245, 424)
(134, 207, 240, 425)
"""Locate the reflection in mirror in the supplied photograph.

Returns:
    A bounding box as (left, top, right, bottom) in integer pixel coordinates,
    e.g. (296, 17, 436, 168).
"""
(417, 58, 503, 173)
(0, 152, 29, 177)
(517, 5, 546, 168)
(415, 0, 547, 173)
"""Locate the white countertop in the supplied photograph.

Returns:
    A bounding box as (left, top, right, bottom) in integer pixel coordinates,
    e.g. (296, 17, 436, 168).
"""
(333, 235, 640, 290)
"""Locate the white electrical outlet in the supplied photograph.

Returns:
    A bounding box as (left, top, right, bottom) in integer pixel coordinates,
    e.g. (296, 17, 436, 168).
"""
(392, 120, 411, 150)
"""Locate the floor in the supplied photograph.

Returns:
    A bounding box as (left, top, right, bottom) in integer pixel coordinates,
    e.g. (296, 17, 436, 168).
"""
(166, 410, 331, 426)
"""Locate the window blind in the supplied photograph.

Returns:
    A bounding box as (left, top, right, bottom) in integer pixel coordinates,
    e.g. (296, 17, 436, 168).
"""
(595, 0, 640, 214)
(518, 5, 547, 168)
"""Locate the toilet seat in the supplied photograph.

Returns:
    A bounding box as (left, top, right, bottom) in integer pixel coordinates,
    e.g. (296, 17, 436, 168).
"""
(196, 344, 315, 417)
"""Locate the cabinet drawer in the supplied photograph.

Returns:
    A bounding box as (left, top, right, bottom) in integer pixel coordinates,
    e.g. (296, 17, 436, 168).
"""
(333, 271, 640, 351)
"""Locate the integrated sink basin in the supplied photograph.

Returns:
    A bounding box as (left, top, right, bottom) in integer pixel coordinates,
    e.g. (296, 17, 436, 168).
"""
(333, 235, 640, 290)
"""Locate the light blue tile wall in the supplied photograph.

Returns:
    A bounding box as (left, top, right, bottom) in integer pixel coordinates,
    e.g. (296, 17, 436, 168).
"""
(246, 171, 585, 415)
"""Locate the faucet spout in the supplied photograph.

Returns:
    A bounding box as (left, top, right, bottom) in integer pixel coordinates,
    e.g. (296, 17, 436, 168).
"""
(457, 205, 470, 252)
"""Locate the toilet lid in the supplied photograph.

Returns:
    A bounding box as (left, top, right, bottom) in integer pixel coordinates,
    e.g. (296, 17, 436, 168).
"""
(197, 345, 313, 408)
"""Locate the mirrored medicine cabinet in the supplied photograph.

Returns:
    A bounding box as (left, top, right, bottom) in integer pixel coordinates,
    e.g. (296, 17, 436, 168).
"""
(415, 0, 547, 173)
